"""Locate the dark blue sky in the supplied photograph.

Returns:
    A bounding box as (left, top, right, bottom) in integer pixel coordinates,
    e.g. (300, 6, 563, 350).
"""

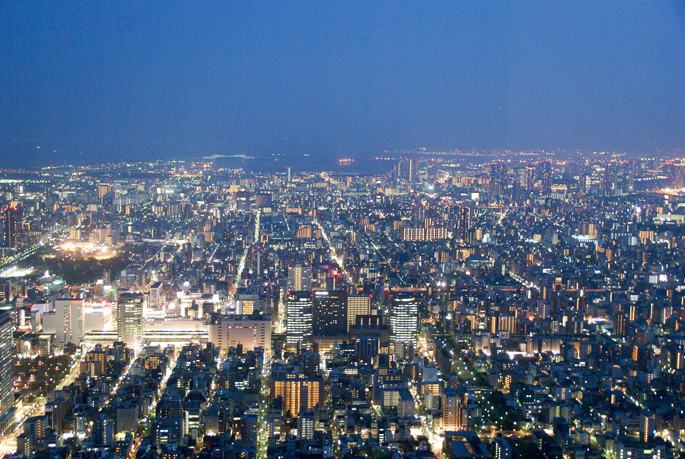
(1, 1, 685, 167)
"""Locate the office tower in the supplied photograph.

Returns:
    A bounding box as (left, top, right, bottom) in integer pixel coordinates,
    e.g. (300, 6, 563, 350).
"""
(347, 294, 371, 332)
(287, 264, 312, 293)
(511, 179, 521, 202)
(208, 314, 271, 354)
(286, 166, 292, 182)
(0, 312, 13, 418)
(390, 292, 419, 347)
(602, 163, 615, 196)
(116, 293, 144, 355)
(490, 163, 507, 194)
(458, 207, 471, 243)
(539, 161, 552, 193)
(524, 166, 536, 190)
(397, 158, 414, 182)
(674, 164, 685, 188)
(312, 290, 347, 337)
(3, 204, 22, 248)
(286, 292, 313, 349)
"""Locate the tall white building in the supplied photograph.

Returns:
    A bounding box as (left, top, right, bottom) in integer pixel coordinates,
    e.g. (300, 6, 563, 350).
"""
(390, 292, 419, 347)
(116, 293, 144, 354)
(286, 292, 313, 349)
(42, 297, 84, 345)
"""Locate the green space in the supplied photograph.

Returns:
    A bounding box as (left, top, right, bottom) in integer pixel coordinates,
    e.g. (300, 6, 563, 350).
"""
(473, 390, 521, 432)
(21, 245, 145, 284)
(15, 354, 73, 397)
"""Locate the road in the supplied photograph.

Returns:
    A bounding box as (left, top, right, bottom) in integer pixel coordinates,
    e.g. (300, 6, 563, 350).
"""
(256, 352, 271, 459)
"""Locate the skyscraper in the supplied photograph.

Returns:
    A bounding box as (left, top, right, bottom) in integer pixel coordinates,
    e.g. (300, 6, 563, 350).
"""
(116, 293, 144, 354)
(390, 292, 419, 348)
(0, 311, 13, 418)
(286, 292, 313, 349)
(287, 265, 312, 293)
(490, 163, 507, 194)
(458, 207, 471, 243)
(539, 161, 552, 194)
(312, 290, 347, 337)
(3, 204, 22, 248)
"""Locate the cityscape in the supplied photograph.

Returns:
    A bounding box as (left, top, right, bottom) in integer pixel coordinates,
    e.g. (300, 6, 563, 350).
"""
(2, 1, 685, 459)
(0, 153, 684, 459)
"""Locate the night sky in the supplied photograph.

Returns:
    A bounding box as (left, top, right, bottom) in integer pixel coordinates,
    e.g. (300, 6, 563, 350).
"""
(1, 1, 685, 168)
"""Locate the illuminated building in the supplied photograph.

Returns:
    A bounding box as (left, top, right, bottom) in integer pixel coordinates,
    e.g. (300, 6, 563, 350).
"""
(443, 388, 465, 431)
(116, 293, 144, 355)
(271, 373, 323, 417)
(346, 294, 371, 332)
(458, 207, 470, 243)
(390, 292, 419, 348)
(3, 204, 22, 248)
(0, 312, 12, 419)
(286, 292, 313, 349)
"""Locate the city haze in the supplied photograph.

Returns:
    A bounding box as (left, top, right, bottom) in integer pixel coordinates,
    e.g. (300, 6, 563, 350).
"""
(2, 1, 685, 168)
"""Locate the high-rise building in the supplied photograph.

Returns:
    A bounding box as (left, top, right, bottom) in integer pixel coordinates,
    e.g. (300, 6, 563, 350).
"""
(490, 163, 508, 194)
(640, 412, 655, 442)
(443, 388, 465, 431)
(539, 161, 552, 193)
(116, 293, 144, 355)
(286, 292, 313, 349)
(346, 294, 371, 332)
(42, 297, 84, 345)
(615, 313, 627, 337)
(457, 207, 471, 243)
(97, 183, 113, 199)
(3, 204, 22, 248)
(312, 290, 347, 337)
(287, 265, 312, 293)
(390, 292, 419, 348)
(674, 164, 685, 188)
(271, 373, 323, 417)
(397, 158, 414, 182)
(524, 166, 536, 190)
(0, 312, 13, 418)
(23, 415, 47, 455)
